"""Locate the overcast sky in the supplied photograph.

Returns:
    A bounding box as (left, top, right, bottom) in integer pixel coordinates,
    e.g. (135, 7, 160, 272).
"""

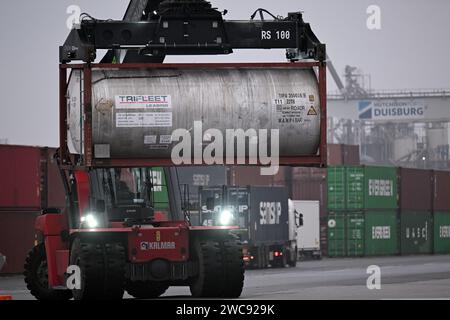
(0, 0, 449, 146)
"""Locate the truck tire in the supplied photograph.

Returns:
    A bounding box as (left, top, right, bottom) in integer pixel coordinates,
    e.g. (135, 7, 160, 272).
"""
(220, 238, 245, 298)
(189, 237, 244, 298)
(24, 243, 72, 301)
(70, 238, 125, 300)
(125, 280, 169, 299)
(190, 240, 223, 297)
(288, 248, 298, 267)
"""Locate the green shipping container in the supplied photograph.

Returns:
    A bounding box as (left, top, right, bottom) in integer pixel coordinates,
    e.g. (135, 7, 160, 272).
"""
(433, 212, 450, 254)
(327, 166, 398, 210)
(327, 167, 346, 210)
(400, 212, 432, 255)
(364, 211, 399, 256)
(346, 213, 364, 256)
(327, 214, 346, 257)
(151, 167, 169, 210)
(327, 213, 364, 257)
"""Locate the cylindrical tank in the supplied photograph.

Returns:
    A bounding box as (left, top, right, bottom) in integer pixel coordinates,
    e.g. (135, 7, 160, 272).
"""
(67, 67, 321, 159)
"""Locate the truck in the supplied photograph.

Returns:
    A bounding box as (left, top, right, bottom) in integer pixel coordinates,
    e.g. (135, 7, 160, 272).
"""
(23, 0, 326, 300)
(289, 200, 321, 259)
(199, 186, 298, 268)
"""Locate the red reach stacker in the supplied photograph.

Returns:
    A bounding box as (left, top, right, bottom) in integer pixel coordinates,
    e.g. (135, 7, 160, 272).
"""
(24, 0, 326, 300)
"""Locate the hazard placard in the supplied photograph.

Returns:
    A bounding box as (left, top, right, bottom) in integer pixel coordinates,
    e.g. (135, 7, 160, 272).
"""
(307, 106, 318, 116)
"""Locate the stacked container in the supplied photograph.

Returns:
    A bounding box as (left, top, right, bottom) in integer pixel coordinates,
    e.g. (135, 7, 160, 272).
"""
(432, 170, 450, 254)
(291, 167, 328, 255)
(0, 146, 66, 274)
(0, 145, 42, 274)
(398, 168, 433, 255)
(327, 165, 399, 257)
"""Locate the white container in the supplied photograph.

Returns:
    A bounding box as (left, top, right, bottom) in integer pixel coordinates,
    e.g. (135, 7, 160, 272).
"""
(289, 200, 320, 256)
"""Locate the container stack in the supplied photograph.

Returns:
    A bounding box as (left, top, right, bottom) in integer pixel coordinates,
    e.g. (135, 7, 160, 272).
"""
(327, 166, 399, 257)
(0, 145, 42, 274)
(0, 145, 65, 274)
(290, 168, 328, 255)
(432, 170, 450, 254)
(398, 168, 433, 255)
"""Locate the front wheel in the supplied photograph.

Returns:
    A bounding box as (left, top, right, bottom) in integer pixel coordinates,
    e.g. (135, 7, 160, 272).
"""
(24, 243, 72, 301)
(70, 238, 126, 300)
(190, 236, 244, 298)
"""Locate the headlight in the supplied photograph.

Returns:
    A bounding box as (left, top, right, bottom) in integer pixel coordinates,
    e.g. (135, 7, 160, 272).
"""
(80, 214, 99, 229)
(219, 210, 233, 226)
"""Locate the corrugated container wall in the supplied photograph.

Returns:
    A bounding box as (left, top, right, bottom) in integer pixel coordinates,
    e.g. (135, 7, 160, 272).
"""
(0, 145, 42, 210)
(399, 168, 432, 211)
(327, 144, 360, 166)
(229, 166, 286, 187)
(433, 212, 450, 254)
(400, 211, 433, 255)
(433, 171, 450, 211)
(327, 166, 398, 210)
(364, 211, 399, 256)
(0, 211, 38, 274)
(327, 212, 364, 257)
(248, 187, 290, 245)
(291, 168, 327, 217)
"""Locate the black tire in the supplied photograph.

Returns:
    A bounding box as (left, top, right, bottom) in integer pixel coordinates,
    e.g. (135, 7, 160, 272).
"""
(24, 243, 72, 301)
(70, 238, 125, 300)
(221, 238, 245, 298)
(189, 236, 245, 298)
(125, 280, 169, 299)
(190, 240, 223, 298)
(288, 248, 298, 268)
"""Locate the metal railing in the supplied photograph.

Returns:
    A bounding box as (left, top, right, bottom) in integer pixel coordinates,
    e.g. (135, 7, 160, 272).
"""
(328, 88, 450, 100)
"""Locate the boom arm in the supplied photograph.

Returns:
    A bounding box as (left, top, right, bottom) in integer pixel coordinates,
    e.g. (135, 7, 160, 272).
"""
(60, 0, 325, 63)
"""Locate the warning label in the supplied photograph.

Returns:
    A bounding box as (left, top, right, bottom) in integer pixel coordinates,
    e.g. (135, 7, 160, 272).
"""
(116, 112, 173, 128)
(115, 95, 172, 109)
(307, 106, 318, 116)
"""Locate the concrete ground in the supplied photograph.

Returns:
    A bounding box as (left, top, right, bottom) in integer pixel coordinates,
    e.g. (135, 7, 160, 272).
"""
(1, 255, 450, 300)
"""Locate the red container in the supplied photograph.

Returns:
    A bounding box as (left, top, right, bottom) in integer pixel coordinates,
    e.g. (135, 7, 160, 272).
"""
(0, 145, 42, 209)
(229, 166, 286, 187)
(433, 170, 450, 211)
(343, 145, 360, 165)
(42, 148, 66, 209)
(291, 168, 327, 218)
(327, 144, 343, 165)
(399, 168, 433, 211)
(327, 144, 360, 165)
(0, 211, 38, 274)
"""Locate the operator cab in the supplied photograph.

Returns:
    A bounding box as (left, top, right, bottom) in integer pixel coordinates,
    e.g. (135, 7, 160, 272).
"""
(74, 167, 179, 229)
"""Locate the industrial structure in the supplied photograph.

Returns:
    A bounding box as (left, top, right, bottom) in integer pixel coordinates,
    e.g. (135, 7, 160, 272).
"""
(327, 65, 450, 170)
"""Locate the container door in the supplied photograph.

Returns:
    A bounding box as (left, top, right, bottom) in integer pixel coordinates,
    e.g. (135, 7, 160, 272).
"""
(327, 213, 346, 257)
(346, 167, 364, 210)
(346, 212, 365, 256)
(327, 167, 346, 210)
